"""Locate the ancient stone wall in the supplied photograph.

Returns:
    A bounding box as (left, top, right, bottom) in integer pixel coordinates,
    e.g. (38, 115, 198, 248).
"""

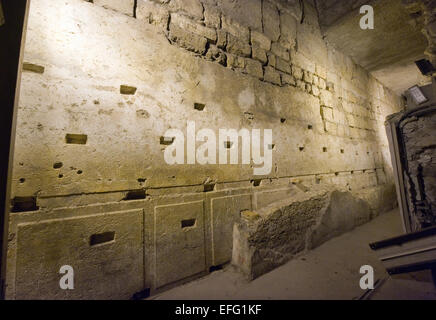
(403, 0, 436, 71)
(400, 109, 436, 231)
(7, 0, 403, 299)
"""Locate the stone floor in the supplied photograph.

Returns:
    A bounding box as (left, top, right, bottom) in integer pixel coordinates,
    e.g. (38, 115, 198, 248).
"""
(150, 208, 436, 300)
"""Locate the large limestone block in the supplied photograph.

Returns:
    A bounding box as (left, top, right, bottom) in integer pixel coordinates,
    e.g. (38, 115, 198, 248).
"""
(232, 187, 391, 280)
(154, 201, 206, 288)
(262, 0, 280, 41)
(279, 10, 297, 50)
(15, 209, 144, 299)
(211, 194, 252, 266)
(217, 0, 262, 32)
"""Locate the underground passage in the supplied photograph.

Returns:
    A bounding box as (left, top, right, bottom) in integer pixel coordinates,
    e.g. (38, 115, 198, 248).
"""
(0, 0, 435, 302)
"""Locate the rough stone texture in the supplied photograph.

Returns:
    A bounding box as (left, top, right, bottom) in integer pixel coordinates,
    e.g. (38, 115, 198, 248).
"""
(226, 33, 251, 57)
(400, 109, 436, 230)
(169, 0, 204, 20)
(244, 58, 263, 79)
(264, 66, 281, 85)
(15, 209, 144, 299)
(136, 0, 169, 29)
(155, 201, 206, 288)
(7, 0, 403, 299)
(93, 0, 134, 16)
(251, 31, 272, 51)
(232, 186, 397, 280)
(171, 13, 217, 42)
(169, 24, 208, 54)
(279, 10, 297, 50)
(262, 0, 281, 41)
(217, 0, 262, 32)
(252, 46, 268, 64)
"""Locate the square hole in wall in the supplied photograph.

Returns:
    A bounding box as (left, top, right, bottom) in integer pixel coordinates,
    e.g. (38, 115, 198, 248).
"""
(65, 134, 88, 145)
(90, 231, 115, 246)
(23, 62, 45, 74)
(204, 183, 216, 193)
(181, 218, 196, 229)
(11, 197, 39, 213)
(251, 179, 262, 187)
(194, 103, 206, 111)
(123, 189, 146, 201)
(120, 85, 137, 95)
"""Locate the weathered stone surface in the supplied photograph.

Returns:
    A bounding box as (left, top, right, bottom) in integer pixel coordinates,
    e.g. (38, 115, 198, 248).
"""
(309, 191, 371, 248)
(169, 24, 207, 54)
(251, 31, 271, 51)
(303, 70, 313, 83)
(252, 46, 267, 64)
(211, 195, 252, 266)
(15, 209, 144, 299)
(275, 57, 291, 74)
(281, 73, 296, 86)
(215, 30, 226, 49)
(205, 45, 227, 65)
(221, 15, 250, 42)
(226, 53, 245, 69)
(264, 66, 281, 85)
(292, 65, 303, 80)
(279, 10, 297, 50)
(136, 0, 169, 29)
(226, 33, 251, 57)
(267, 52, 276, 68)
(217, 0, 262, 32)
(93, 0, 135, 16)
(169, 0, 204, 20)
(244, 58, 263, 79)
(203, 3, 221, 28)
(233, 188, 329, 279)
(155, 201, 206, 288)
(171, 13, 217, 42)
(399, 110, 436, 230)
(271, 42, 289, 61)
(232, 187, 388, 280)
(262, 0, 280, 41)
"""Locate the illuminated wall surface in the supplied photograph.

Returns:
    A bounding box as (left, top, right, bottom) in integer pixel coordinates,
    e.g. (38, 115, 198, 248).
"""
(7, 0, 403, 299)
